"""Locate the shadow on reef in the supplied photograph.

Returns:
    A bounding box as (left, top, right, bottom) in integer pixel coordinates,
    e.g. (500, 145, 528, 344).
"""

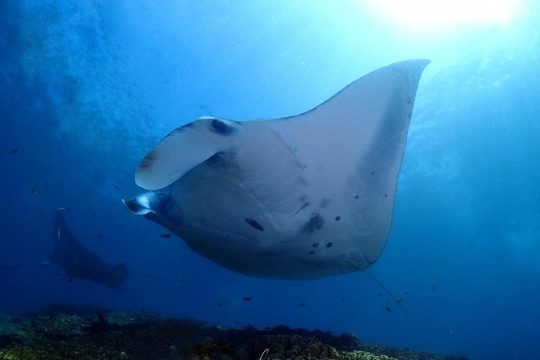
(0, 308, 468, 360)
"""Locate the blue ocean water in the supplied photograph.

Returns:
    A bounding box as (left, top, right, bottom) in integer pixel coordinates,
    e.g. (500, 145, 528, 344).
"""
(1, 1, 539, 359)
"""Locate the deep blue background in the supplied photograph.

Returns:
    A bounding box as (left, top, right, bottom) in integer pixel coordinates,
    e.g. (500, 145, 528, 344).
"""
(1, 1, 539, 359)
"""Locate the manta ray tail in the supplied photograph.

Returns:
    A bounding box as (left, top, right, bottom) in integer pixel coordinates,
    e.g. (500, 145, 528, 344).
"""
(365, 270, 410, 315)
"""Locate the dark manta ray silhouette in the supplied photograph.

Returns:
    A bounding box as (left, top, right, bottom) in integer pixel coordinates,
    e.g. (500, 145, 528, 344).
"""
(51, 210, 127, 289)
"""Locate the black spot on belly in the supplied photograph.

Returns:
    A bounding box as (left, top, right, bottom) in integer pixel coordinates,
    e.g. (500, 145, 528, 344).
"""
(210, 119, 234, 135)
(326, 242, 333, 248)
(335, 216, 341, 221)
(384, 193, 388, 198)
(308, 250, 315, 255)
(245, 218, 264, 232)
(354, 195, 359, 199)
(312, 242, 319, 247)
(300, 213, 324, 234)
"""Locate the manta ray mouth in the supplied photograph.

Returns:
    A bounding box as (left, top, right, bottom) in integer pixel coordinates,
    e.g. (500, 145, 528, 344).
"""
(123, 190, 183, 231)
(122, 194, 154, 215)
(123, 190, 175, 216)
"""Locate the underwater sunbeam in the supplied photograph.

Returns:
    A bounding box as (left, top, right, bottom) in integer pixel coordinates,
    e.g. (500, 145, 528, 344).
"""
(364, 0, 525, 36)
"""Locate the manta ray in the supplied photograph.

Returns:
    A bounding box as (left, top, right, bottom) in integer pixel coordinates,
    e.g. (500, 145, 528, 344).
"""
(52, 210, 128, 288)
(124, 60, 429, 279)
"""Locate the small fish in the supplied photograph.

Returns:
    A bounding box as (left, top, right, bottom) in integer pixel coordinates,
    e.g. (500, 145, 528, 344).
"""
(432, 284, 438, 291)
(159, 232, 172, 239)
(341, 296, 345, 303)
(95, 234, 103, 239)
(31, 187, 38, 197)
(112, 184, 119, 190)
(68, 277, 73, 283)
(242, 297, 253, 302)
(298, 302, 305, 307)
(9, 148, 18, 154)
(396, 298, 404, 304)
(385, 306, 392, 313)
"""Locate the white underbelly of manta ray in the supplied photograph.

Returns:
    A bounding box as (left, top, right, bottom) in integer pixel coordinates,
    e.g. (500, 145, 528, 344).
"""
(124, 59, 429, 280)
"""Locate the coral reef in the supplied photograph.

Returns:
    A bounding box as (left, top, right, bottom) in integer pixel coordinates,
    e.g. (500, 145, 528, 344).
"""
(0, 309, 467, 360)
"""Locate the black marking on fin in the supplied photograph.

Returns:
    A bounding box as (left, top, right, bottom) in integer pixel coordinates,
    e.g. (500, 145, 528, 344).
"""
(300, 213, 324, 234)
(210, 119, 234, 135)
(326, 242, 333, 248)
(139, 150, 157, 170)
(335, 216, 341, 221)
(245, 218, 264, 232)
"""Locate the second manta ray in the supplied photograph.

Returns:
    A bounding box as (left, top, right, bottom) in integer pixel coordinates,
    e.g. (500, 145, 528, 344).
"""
(124, 60, 429, 279)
